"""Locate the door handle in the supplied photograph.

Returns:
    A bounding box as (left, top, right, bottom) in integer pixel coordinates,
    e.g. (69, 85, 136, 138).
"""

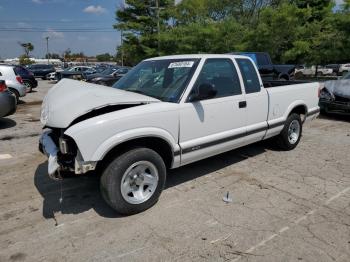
(239, 101, 247, 108)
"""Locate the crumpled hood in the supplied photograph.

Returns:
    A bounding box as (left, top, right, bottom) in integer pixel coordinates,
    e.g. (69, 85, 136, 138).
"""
(41, 79, 160, 128)
(324, 80, 350, 99)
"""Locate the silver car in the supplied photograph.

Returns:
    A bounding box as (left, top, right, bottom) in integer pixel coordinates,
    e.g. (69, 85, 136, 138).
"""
(0, 64, 26, 103)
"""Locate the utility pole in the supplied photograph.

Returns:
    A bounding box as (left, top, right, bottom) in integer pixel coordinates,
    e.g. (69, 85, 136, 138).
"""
(151, 0, 163, 56)
(121, 30, 124, 67)
(156, 0, 160, 55)
(45, 36, 50, 64)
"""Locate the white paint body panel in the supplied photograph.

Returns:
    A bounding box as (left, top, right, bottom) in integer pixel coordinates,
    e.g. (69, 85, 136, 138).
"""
(41, 54, 320, 170)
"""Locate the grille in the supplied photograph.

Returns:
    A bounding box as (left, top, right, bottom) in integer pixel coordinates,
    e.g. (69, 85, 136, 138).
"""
(334, 95, 350, 104)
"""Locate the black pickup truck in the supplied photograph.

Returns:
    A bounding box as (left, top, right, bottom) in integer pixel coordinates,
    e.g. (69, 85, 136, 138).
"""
(230, 52, 295, 81)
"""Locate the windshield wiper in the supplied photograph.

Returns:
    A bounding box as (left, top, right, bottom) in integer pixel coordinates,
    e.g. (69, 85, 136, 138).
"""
(126, 89, 148, 96)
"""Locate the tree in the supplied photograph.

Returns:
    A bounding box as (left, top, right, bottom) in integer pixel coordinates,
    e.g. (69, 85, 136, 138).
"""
(114, 0, 174, 63)
(45, 53, 61, 59)
(18, 42, 34, 57)
(96, 53, 112, 62)
(19, 55, 34, 65)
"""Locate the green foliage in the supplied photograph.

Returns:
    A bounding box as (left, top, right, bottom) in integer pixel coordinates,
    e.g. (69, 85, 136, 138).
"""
(96, 53, 112, 62)
(19, 55, 34, 65)
(18, 42, 34, 57)
(115, 0, 350, 66)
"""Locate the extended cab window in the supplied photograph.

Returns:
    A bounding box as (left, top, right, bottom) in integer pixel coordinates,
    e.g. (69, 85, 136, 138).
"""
(236, 59, 261, 94)
(191, 58, 241, 100)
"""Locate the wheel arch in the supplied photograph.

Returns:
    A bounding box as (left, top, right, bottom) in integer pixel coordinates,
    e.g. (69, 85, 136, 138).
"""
(100, 136, 176, 169)
(288, 104, 308, 122)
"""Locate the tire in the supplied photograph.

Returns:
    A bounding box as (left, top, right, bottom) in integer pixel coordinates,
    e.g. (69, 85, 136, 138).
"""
(24, 81, 32, 93)
(100, 148, 166, 215)
(275, 113, 302, 150)
(9, 88, 20, 104)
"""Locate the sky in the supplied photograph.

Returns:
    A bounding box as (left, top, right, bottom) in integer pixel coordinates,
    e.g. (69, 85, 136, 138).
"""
(0, 0, 344, 59)
(0, 0, 124, 59)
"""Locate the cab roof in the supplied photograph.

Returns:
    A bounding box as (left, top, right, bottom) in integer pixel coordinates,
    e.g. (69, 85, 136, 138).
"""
(145, 54, 251, 61)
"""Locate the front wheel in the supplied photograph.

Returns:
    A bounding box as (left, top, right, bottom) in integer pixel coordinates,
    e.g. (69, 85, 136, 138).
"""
(275, 113, 302, 150)
(100, 148, 166, 215)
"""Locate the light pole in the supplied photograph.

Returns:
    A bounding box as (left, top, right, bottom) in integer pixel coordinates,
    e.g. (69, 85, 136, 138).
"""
(156, 0, 160, 55)
(45, 36, 50, 64)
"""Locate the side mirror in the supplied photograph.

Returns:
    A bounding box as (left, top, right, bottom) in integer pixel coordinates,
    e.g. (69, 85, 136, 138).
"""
(189, 83, 217, 102)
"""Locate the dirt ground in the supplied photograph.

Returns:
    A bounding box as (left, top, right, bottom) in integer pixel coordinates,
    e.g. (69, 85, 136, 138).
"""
(0, 80, 349, 262)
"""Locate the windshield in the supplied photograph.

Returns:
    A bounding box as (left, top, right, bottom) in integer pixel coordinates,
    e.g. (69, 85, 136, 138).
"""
(112, 59, 200, 102)
(342, 72, 350, 80)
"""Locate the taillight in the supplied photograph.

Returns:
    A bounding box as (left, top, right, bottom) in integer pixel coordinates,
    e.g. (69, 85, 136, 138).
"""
(16, 76, 24, 84)
(0, 81, 7, 92)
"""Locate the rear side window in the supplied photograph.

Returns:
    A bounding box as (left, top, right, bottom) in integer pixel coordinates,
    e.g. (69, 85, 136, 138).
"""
(192, 58, 242, 99)
(236, 59, 261, 94)
(14, 66, 29, 76)
(256, 53, 270, 66)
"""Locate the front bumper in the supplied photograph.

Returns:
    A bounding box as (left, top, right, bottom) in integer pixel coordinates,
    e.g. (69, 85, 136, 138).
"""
(319, 100, 350, 115)
(39, 130, 97, 180)
(39, 131, 60, 179)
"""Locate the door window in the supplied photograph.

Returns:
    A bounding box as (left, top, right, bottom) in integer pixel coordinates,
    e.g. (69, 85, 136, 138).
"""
(236, 59, 261, 94)
(190, 58, 241, 100)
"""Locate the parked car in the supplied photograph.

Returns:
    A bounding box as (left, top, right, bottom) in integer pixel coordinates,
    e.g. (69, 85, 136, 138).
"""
(56, 66, 92, 81)
(295, 65, 333, 76)
(319, 72, 350, 115)
(339, 64, 350, 75)
(88, 67, 131, 86)
(0, 65, 26, 103)
(13, 65, 38, 92)
(84, 66, 120, 82)
(26, 64, 55, 79)
(0, 80, 16, 118)
(325, 64, 341, 76)
(229, 52, 292, 80)
(39, 54, 320, 215)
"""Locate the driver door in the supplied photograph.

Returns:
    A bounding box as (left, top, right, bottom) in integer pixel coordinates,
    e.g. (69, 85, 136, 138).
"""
(179, 58, 247, 165)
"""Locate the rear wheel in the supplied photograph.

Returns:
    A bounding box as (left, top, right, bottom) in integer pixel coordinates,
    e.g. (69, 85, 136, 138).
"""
(8, 88, 20, 104)
(100, 148, 166, 215)
(275, 113, 302, 150)
(24, 81, 32, 93)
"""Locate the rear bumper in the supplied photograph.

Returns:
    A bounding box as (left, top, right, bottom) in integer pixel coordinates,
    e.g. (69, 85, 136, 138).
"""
(319, 100, 350, 115)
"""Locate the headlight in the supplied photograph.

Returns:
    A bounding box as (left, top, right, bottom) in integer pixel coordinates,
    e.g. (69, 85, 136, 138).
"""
(319, 89, 333, 101)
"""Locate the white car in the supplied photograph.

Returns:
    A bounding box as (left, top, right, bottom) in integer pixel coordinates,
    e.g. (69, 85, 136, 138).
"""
(339, 64, 350, 74)
(0, 65, 26, 103)
(39, 54, 320, 215)
(295, 65, 333, 76)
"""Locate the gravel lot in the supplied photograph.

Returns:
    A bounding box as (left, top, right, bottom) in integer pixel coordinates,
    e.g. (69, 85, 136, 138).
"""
(0, 80, 349, 262)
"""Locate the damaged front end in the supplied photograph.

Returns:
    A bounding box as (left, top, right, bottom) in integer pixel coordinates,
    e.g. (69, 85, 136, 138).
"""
(319, 80, 350, 115)
(39, 128, 97, 180)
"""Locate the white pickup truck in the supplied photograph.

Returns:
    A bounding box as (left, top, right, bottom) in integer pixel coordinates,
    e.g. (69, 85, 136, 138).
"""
(39, 54, 320, 215)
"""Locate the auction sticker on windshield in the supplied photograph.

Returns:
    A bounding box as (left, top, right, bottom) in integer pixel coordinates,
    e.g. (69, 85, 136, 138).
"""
(168, 61, 194, 68)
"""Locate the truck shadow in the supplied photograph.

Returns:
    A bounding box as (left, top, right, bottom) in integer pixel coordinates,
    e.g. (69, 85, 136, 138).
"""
(34, 141, 270, 219)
